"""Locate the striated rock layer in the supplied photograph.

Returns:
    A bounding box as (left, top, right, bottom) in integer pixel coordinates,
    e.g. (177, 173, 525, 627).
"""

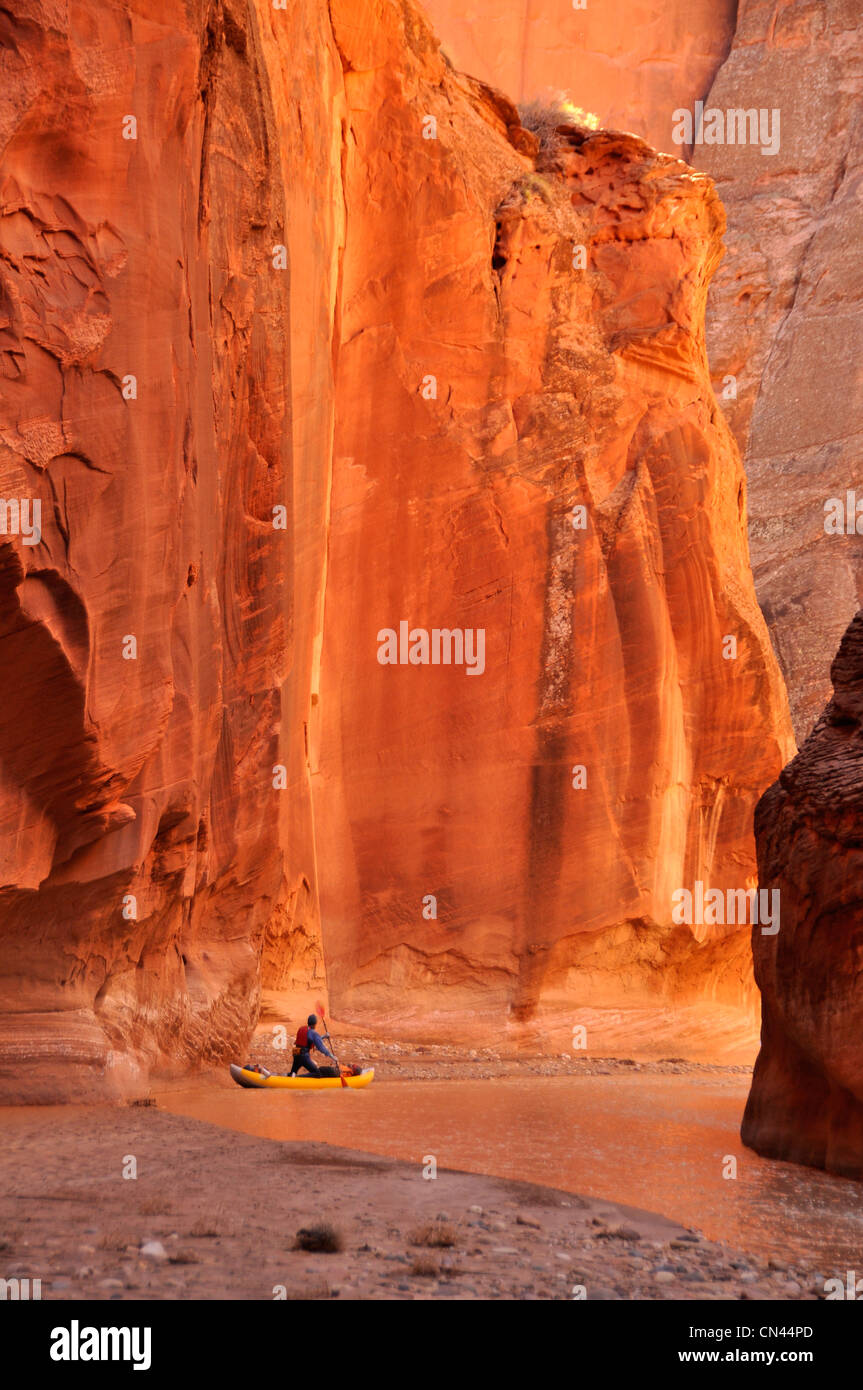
(314, 1, 793, 1038)
(0, 0, 792, 1098)
(744, 611, 863, 1177)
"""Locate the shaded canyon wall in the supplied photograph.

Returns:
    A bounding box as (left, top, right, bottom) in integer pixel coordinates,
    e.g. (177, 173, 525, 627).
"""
(744, 610, 863, 1177)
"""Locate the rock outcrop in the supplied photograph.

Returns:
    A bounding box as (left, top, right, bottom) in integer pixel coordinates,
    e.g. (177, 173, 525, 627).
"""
(425, 0, 863, 742)
(0, 0, 793, 1099)
(312, 5, 794, 1038)
(743, 610, 863, 1177)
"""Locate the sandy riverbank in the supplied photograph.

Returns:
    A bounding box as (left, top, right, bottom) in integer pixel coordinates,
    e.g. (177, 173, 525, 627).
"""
(0, 1104, 822, 1300)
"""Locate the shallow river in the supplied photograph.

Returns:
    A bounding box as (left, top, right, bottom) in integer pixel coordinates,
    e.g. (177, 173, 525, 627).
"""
(158, 1074, 863, 1273)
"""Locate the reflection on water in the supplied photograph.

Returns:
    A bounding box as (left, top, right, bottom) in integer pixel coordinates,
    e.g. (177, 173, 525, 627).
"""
(158, 1074, 863, 1272)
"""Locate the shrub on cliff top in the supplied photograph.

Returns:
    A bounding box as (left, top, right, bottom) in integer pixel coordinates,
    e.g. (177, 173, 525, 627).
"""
(518, 96, 600, 154)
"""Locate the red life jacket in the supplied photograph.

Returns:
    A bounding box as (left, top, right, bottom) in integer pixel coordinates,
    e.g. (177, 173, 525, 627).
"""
(295, 1025, 310, 1048)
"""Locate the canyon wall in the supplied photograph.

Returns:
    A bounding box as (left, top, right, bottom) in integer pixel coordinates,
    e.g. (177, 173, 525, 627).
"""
(425, 0, 863, 741)
(699, 0, 863, 739)
(743, 610, 863, 1177)
(0, 0, 337, 1099)
(313, 2, 794, 1039)
(0, 0, 793, 1098)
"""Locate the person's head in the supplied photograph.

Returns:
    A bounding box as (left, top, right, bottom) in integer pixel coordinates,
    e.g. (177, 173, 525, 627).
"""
(307, 1014, 317, 1027)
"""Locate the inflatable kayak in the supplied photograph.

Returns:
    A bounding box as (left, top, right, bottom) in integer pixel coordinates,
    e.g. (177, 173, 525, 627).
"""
(230, 1063, 374, 1091)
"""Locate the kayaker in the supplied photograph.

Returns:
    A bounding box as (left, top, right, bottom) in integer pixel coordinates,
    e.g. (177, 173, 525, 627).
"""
(290, 1014, 338, 1077)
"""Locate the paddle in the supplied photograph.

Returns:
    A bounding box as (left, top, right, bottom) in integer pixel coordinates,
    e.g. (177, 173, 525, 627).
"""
(316, 998, 348, 1087)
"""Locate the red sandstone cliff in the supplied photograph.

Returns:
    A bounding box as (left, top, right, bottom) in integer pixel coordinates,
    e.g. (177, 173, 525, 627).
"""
(0, 0, 335, 1098)
(743, 610, 863, 1177)
(314, 2, 793, 1043)
(424, 0, 863, 741)
(0, 0, 793, 1098)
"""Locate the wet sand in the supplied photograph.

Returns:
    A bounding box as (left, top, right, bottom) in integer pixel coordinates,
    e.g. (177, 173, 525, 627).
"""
(0, 1104, 823, 1301)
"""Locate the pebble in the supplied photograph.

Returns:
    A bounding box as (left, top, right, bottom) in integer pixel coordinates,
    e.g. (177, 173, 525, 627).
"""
(654, 1271, 675, 1284)
(140, 1241, 167, 1260)
(99, 1278, 124, 1290)
(516, 1215, 541, 1230)
(491, 1247, 520, 1256)
(468, 1205, 483, 1214)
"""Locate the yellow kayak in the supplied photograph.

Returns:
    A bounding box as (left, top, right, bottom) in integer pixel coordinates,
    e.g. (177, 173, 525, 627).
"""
(230, 1063, 374, 1091)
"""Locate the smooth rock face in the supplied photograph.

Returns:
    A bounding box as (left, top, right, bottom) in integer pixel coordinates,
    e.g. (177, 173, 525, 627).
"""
(425, 0, 863, 741)
(423, 0, 738, 156)
(0, 0, 340, 1098)
(0, 0, 793, 1097)
(743, 611, 863, 1177)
